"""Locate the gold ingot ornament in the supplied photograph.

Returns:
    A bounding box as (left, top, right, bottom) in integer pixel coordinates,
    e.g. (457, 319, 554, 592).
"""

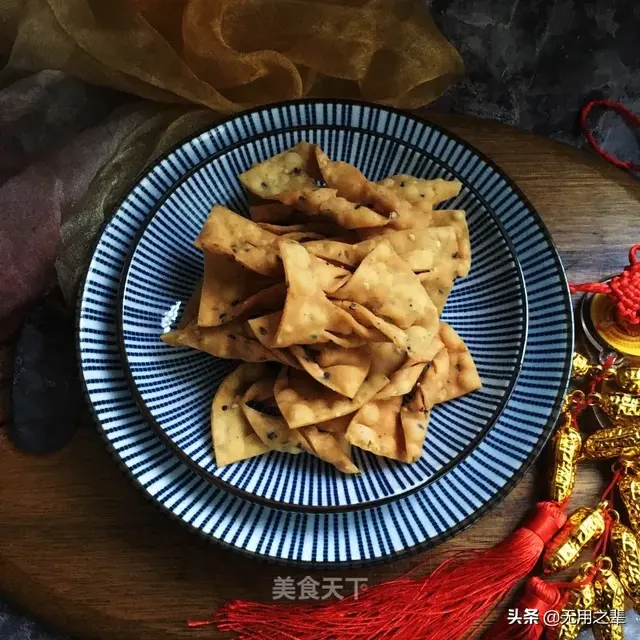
(543, 502, 607, 573)
(619, 467, 640, 535)
(583, 421, 640, 459)
(617, 364, 640, 394)
(597, 390, 640, 425)
(610, 519, 640, 611)
(593, 559, 625, 640)
(572, 352, 595, 378)
(549, 410, 582, 502)
(546, 561, 596, 640)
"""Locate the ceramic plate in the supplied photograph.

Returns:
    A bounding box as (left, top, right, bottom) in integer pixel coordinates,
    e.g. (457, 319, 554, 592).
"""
(118, 125, 527, 512)
(78, 100, 572, 565)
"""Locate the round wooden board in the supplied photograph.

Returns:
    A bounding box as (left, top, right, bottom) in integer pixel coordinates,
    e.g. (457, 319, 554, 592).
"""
(1, 112, 639, 640)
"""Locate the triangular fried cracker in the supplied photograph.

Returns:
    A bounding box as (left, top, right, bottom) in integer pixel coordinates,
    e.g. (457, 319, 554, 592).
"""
(335, 301, 436, 360)
(290, 344, 371, 399)
(439, 322, 482, 401)
(211, 364, 271, 466)
(298, 425, 360, 474)
(358, 227, 458, 273)
(195, 206, 349, 291)
(195, 205, 281, 276)
(259, 241, 374, 348)
(162, 321, 280, 364)
(248, 308, 370, 350)
(346, 396, 406, 461)
(241, 379, 360, 472)
(304, 226, 458, 274)
(331, 241, 438, 330)
(274, 367, 389, 428)
(399, 406, 430, 463)
(239, 142, 320, 199)
(378, 175, 462, 207)
(373, 336, 443, 401)
(418, 262, 457, 315)
(278, 187, 390, 230)
(430, 210, 471, 277)
(240, 378, 308, 455)
(198, 251, 282, 327)
(315, 147, 430, 230)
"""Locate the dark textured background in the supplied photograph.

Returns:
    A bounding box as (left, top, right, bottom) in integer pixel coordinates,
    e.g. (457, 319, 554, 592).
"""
(2, 0, 639, 637)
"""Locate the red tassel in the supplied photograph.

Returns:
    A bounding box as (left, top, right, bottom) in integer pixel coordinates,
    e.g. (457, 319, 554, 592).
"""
(201, 502, 566, 640)
(483, 577, 561, 640)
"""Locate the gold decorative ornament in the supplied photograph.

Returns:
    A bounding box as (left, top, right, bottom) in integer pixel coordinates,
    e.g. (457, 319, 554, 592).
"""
(583, 422, 640, 459)
(549, 409, 582, 502)
(546, 561, 597, 640)
(616, 365, 640, 395)
(593, 559, 625, 640)
(618, 466, 640, 537)
(543, 502, 608, 573)
(610, 519, 640, 612)
(572, 352, 596, 378)
(597, 390, 640, 425)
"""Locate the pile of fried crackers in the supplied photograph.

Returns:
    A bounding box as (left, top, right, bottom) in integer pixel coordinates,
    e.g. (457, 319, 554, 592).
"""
(163, 143, 481, 473)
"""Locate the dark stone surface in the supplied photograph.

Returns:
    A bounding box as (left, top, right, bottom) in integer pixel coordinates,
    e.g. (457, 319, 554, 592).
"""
(10, 298, 83, 455)
(2, 1, 639, 637)
(428, 0, 640, 164)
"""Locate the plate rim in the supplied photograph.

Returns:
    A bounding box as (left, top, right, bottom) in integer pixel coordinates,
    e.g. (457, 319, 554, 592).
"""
(115, 120, 529, 513)
(76, 98, 574, 567)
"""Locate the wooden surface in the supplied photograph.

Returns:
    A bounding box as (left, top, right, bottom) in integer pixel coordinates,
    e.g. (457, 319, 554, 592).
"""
(1, 112, 639, 640)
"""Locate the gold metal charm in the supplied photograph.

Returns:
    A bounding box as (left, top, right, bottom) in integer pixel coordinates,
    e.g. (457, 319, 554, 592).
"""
(617, 364, 640, 394)
(546, 561, 596, 640)
(593, 559, 625, 640)
(598, 390, 640, 425)
(543, 502, 607, 573)
(549, 411, 582, 502)
(583, 421, 640, 459)
(610, 519, 640, 611)
(572, 352, 595, 378)
(619, 466, 640, 536)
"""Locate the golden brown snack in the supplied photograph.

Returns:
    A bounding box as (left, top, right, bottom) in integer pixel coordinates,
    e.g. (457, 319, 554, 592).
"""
(290, 344, 371, 399)
(331, 241, 439, 331)
(240, 378, 308, 455)
(378, 174, 462, 207)
(211, 363, 272, 466)
(162, 321, 280, 364)
(278, 187, 390, 229)
(430, 209, 471, 277)
(298, 425, 360, 474)
(198, 251, 282, 327)
(275, 367, 388, 428)
(239, 142, 320, 199)
(161, 144, 480, 473)
(346, 396, 406, 461)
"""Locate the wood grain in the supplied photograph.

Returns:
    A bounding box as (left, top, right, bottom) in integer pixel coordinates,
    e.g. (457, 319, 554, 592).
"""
(1, 112, 639, 640)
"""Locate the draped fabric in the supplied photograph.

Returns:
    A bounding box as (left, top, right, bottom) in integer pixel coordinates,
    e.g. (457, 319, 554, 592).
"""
(0, 0, 463, 322)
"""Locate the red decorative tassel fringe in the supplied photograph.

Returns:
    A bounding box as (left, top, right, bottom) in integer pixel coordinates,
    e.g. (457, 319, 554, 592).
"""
(195, 502, 566, 640)
(483, 577, 561, 640)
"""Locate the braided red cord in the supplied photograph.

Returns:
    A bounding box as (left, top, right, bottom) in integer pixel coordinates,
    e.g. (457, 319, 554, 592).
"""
(580, 100, 640, 171)
(570, 245, 640, 325)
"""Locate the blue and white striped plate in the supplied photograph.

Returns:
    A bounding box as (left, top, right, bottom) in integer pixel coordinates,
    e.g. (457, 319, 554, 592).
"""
(119, 127, 527, 512)
(78, 100, 573, 565)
